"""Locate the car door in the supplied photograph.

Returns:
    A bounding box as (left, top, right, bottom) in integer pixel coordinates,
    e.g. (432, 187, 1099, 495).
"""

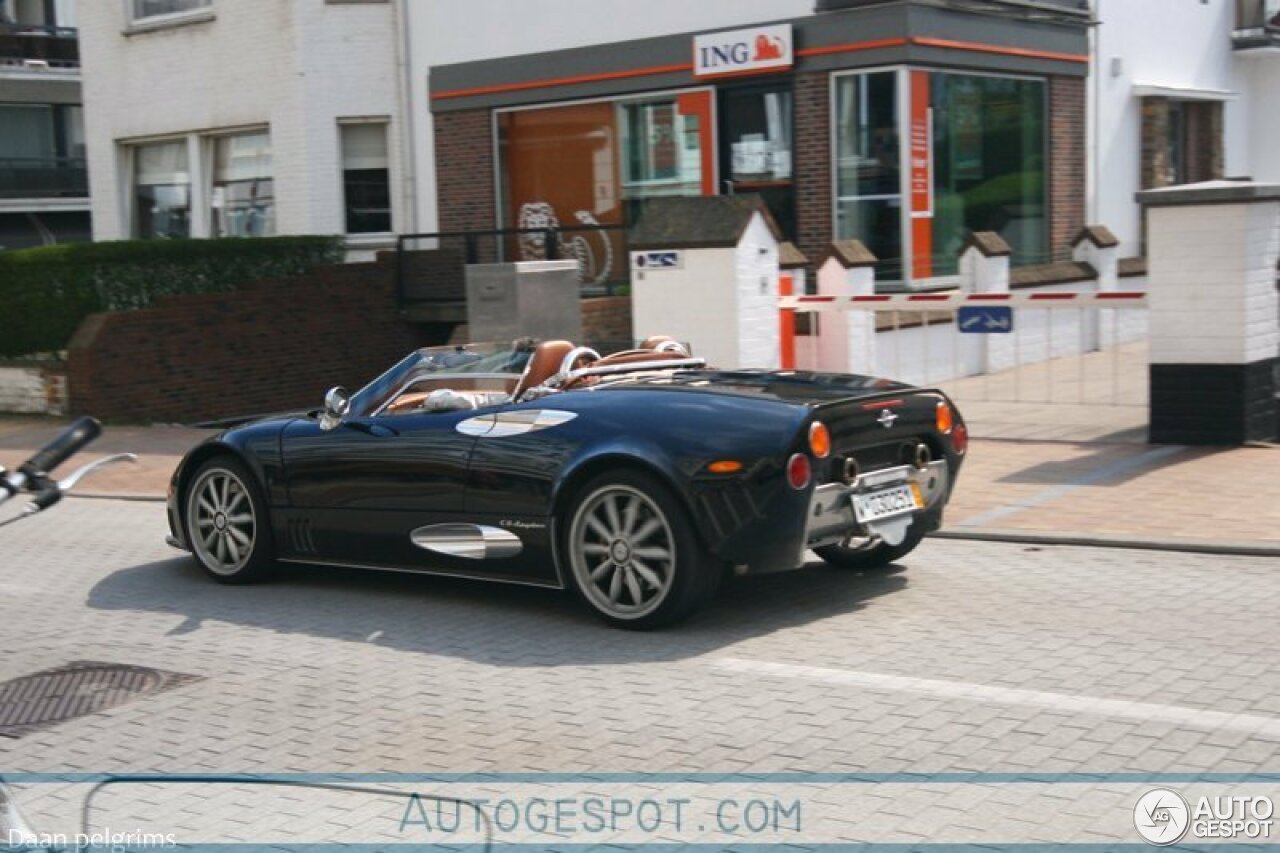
(278, 407, 479, 566)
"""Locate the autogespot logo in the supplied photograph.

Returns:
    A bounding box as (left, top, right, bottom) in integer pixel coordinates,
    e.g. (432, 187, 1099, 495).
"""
(1134, 789, 1191, 846)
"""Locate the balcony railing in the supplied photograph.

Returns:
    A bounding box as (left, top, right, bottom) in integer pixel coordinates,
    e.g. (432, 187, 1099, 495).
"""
(0, 23, 79, 70)
(1235, 0, 1280, 48)
(0, 157, 88, 199)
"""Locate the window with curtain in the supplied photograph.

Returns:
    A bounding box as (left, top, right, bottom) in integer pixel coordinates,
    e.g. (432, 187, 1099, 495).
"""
(0, 105, 55, 161)
(341, 122, 391, 233)
(130, 0, 210, 21)
(211, 131, 274, 238)
(134, 140, 190, 239)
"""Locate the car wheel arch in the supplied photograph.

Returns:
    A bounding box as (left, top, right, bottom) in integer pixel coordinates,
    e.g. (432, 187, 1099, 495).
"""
(175, 443, 262, 529)
(552, 453, 704, 547)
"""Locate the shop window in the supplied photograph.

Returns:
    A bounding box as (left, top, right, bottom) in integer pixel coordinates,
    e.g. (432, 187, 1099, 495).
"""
(834, 71, 902, 280)
(930, 74, 1046, 274)
(497, 93, 712, 289)
(720, 83, 795, 239)
(133, 140, 191, 239)
(618, 94, 710, 223)
(340, 121, 391, 234)
(211, 131, 274, 238)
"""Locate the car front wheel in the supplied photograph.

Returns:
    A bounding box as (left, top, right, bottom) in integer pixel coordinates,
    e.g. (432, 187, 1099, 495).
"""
(184, 456, 274, 584)
(564, 470, 717, 629)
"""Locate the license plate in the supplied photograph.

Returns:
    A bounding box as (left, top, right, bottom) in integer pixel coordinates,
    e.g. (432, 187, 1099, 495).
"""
(852, 483, 922, 524)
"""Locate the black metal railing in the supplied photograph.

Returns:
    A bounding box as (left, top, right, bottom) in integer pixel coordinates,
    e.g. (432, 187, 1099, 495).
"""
(0, 157, 89, 199)
(0, 23, 79, 68)
(395, 223, 630, 308)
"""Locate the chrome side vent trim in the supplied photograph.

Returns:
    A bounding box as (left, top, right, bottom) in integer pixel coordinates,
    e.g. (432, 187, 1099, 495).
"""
(457, 409, 577, 438)
(410, 524, 523, 560)
(288, 518, 317, 554)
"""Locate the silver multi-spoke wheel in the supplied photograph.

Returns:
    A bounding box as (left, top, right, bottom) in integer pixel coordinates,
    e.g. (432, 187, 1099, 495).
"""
(569, 484, 676, 621)
(187, 466, 257, 577)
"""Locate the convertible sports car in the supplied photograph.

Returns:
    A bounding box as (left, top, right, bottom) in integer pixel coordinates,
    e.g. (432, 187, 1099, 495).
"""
(167, 337, 967, 628)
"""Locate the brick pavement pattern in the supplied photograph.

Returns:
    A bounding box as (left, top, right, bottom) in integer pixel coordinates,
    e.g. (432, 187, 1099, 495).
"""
(0, 500, 1278, 844)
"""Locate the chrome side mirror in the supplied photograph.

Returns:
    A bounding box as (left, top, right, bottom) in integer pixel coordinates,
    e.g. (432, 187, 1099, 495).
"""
(320, 386, 350, 431)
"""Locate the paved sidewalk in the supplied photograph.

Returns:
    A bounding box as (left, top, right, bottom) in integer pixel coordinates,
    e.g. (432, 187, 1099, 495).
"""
(2, 414, 1278, 553)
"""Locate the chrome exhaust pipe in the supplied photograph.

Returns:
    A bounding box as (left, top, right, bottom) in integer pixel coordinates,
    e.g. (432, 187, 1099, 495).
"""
(913, 443, 932, 470)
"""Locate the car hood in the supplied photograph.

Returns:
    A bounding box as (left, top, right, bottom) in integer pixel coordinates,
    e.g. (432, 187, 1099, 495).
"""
(596, 369, 917, 407)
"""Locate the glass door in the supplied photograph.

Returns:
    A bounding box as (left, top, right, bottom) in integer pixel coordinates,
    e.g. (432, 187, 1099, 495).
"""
(834, 70, 903, 281)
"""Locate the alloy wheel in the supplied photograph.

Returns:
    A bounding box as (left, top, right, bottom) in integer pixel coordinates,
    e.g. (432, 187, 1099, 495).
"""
(188, 467, 257, 576)
(569, 484, 676, 620)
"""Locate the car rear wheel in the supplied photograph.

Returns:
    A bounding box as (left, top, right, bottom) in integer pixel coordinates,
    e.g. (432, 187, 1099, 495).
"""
(185, 457, 274, 584)
(814, 526, 925, 570)
(564, 470, 718, 629)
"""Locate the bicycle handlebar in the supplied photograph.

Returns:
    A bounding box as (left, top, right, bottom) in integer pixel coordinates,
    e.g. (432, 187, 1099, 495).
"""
(19, 416, 102, 478)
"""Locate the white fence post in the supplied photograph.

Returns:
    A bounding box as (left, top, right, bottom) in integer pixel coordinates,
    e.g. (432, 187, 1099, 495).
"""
(1140, 181, 1280, 444)
(1072, 225, 1120, 350)
(816, 240, 877, 374)
(958, 232, 1013, 374)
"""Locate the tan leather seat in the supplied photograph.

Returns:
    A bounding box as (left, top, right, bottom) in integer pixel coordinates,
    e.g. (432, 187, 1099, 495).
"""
(512, 340, 577, 401)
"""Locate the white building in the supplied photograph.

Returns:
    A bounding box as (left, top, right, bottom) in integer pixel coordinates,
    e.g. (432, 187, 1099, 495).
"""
(73, 0, 1280, 265)
(1090, 0, 1280, 254)
(78, 0, 413, 254)
(0, 0, 88, 250)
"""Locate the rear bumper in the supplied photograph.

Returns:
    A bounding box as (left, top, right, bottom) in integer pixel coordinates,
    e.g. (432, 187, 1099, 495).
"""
(801, 459, 951, 561)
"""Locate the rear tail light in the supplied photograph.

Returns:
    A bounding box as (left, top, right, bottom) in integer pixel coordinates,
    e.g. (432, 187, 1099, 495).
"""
(808, 421, 831, 458)
(935, 400, 954, 434)
(786, 453, 811, 490)
(952, 421, 969, 454)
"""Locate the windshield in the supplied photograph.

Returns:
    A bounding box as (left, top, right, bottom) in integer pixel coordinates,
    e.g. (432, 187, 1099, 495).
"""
(348, 342, 534, 417)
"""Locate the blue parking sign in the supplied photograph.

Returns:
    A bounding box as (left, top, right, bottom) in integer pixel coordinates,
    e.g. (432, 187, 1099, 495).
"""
(957, 306, 1014, 334)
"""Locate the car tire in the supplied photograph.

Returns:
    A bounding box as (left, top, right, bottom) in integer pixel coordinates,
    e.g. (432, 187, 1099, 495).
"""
(563, 469, 718, 630)
(814, 526, 925, 571)
(184, 456, 275, 585)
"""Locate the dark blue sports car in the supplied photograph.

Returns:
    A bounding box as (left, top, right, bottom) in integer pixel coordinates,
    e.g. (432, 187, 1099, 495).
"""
(167, 337, 967, 628)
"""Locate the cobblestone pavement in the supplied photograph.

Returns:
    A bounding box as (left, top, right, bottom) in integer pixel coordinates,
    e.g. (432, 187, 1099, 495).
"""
(1, 500, 1278, 844)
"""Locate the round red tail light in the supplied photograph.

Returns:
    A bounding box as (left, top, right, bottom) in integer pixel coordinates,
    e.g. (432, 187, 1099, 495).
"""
(786, 453, 811, 490)
(952, 421, 969, 455)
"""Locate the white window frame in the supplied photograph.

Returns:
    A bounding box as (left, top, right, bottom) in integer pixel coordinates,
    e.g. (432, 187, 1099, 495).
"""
(337, 117, 395, 238)
(123, 0, 214, 34)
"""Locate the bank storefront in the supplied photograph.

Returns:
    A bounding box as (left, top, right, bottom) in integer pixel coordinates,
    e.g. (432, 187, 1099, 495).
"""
(430, 2, 1087, 289)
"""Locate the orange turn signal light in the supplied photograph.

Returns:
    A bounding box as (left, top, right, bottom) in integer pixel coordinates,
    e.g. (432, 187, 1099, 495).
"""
(808, 421, 831, 459)
(935, 400, 954, 434)
(708, 460, 743, 474)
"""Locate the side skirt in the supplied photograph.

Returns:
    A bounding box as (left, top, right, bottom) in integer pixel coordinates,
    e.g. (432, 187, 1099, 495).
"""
(275, 557, 566, 590)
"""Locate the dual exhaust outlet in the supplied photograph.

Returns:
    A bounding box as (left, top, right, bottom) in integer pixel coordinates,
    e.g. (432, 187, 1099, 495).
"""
(839, 442, 932, 485)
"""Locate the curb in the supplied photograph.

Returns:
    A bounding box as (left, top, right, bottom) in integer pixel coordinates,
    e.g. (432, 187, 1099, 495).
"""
(69, 492, 166, 504)
(936, 527, 1280, 558)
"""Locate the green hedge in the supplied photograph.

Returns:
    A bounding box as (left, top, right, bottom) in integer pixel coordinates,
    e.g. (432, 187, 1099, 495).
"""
(0, 235, 344, 357)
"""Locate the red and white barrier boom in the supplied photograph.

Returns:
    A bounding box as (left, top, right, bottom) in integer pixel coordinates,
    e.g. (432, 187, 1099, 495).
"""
(779, 291, 1149, 311)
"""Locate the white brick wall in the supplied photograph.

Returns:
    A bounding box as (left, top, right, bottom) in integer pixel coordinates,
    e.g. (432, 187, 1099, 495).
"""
(78, 0, 402, 241)
(1149, 200, 1280, 366)
(0, 365, 66, 415)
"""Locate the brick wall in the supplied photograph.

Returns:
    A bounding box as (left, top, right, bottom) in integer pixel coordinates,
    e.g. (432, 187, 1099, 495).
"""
(1050, 75, 1086, 261)
(793, 71, 834, 265)
(581, 296, 633, 349)
(67, 260, 454, 424)
(435, 109, 497, 234)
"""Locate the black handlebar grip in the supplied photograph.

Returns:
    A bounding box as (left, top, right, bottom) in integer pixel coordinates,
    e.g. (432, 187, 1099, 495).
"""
(19, 416, 101, 476)
(28, 485, 63, 512)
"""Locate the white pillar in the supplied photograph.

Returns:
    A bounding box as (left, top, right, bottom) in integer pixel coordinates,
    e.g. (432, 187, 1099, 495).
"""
(957, 232, 1013, 374)
(1140, 181, 1280, 444)
(816, 240, 877, 375)
(1072, 225, 1120, 351)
